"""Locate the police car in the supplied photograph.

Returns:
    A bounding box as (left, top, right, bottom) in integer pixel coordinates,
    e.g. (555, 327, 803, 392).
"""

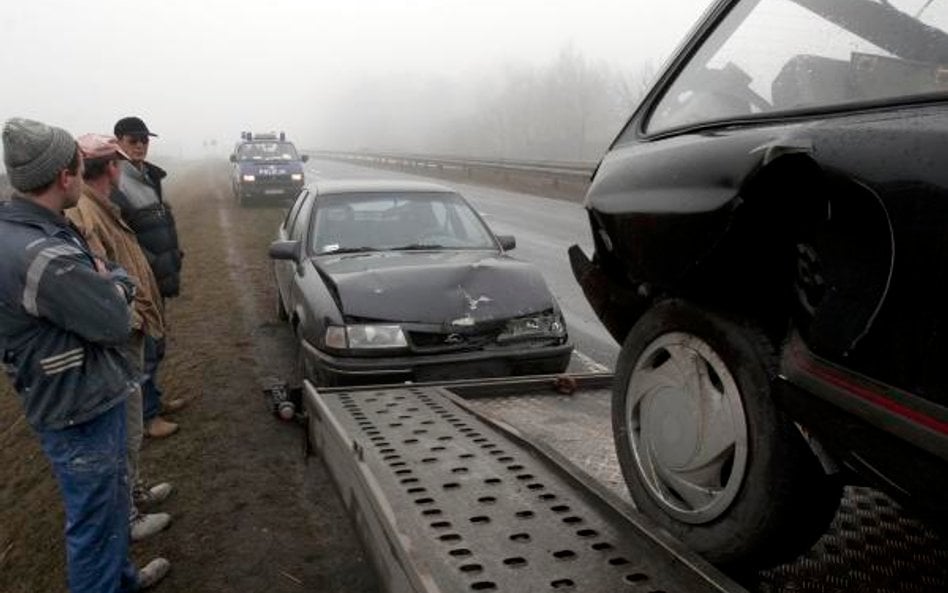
(229, 132, 308, 206)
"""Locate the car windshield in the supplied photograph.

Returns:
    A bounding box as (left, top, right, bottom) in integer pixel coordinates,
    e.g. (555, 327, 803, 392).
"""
(236, 142, 299, 161)
(310, 191, 497, 254)
(647, 0, 948, 133)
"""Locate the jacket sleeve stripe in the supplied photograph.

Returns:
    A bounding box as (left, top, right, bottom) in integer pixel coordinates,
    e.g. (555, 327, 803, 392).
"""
(22, 244, 85, 316)
(41, 352, 85, 372)
(43, 358, 84, 375)
(40, 347, 85, 366)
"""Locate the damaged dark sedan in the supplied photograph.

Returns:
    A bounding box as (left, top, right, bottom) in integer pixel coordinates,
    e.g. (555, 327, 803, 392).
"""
(571, 0, 948, 570)
(271, 179, 571, 386)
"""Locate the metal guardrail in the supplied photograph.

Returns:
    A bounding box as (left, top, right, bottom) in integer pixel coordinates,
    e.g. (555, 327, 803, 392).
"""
(307, 151, 597, 201)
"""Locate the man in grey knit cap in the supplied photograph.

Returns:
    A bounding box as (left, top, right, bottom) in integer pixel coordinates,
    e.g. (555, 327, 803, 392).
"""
(0, 117, 169, 592)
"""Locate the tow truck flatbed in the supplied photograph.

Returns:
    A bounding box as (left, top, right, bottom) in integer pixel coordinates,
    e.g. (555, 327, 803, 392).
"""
(303, 374, 748, 593)
(297, 373, 948, 593)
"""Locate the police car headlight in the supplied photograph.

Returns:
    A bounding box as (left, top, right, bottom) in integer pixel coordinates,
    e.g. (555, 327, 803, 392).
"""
(291, 173, 303, 181)
(325, 325, 407, 349)
(242, 174, 255, 182)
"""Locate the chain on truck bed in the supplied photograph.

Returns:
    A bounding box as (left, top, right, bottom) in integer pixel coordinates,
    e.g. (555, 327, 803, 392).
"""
(305, 382, 747, 593)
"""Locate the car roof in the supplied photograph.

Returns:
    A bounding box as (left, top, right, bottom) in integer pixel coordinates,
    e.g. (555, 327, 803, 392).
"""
(239, 139, 295, 145)
(306, 179, 457, 196)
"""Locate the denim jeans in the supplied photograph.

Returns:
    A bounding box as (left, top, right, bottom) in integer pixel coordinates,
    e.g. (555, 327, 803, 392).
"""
(40, 401, 139, 593)
(125, 332, 145, 517)
(142, 335, 165, 422)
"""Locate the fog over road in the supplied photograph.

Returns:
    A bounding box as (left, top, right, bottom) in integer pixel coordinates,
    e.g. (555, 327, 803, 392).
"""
(302, 158, 620, 372)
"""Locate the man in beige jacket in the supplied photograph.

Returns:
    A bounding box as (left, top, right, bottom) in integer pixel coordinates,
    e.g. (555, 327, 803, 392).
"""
(66, 134, 174, 543)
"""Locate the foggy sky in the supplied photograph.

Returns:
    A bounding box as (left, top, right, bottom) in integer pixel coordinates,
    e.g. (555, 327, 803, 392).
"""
(0, 0, 713, 161)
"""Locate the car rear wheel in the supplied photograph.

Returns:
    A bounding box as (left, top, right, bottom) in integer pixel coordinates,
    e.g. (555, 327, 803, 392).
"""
(613, 299, 841, 569)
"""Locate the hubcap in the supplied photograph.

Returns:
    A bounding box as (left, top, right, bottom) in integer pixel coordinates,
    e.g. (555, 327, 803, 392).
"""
(624, 332, 748, 523)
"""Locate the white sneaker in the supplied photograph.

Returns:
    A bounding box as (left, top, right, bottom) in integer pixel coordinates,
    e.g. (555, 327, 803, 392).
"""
(134, 482, 174, 509)
(138, 557, 171, 589)
(131, 512, 172, 542)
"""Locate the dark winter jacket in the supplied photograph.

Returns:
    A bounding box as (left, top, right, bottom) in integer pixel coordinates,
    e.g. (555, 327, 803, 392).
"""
(0, 197, 137, 432)
(115, 160, 183, 298)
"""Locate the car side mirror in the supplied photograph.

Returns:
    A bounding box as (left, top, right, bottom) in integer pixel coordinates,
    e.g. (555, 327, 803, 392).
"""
(229, 154, 237, 163)
(300, 154, 309, 163)
(269, 240, 301, 262)
(497, 235, 516, 251)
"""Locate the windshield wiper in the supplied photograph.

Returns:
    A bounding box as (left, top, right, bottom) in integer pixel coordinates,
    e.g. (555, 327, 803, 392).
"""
(390, 244, 445, 251)
(320, 246, 380, 255)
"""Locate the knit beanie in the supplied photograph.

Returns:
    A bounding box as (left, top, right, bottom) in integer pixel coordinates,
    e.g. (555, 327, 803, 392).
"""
(2, 117, 77, 192)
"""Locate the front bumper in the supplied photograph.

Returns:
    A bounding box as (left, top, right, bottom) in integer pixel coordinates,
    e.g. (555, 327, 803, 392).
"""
(568, 244, 646, 344)
(303, 340, 573, 386)
(238, 182, 303, 199)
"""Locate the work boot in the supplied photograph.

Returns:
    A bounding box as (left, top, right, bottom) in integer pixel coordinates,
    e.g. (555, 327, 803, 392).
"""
(134, 482, 174, 510)
(145, 416, 179, 438)
(161, 397, 188, 414)
(138, 557, 171, 589)
(131, 512, 172, 542)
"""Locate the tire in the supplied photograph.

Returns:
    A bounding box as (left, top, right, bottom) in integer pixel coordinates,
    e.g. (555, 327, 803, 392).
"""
(291, 332, 307, 388)
(612, 299, 841, 569)
(275, 290, 288, 322)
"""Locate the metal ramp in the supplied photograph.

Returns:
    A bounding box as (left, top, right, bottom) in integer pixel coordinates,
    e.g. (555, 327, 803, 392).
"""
(304, 381, 748, 593)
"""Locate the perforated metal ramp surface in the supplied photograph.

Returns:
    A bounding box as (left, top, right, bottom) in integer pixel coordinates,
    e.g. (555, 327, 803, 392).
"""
(306, 383, 746, 593)
(461, 389, 948, 593)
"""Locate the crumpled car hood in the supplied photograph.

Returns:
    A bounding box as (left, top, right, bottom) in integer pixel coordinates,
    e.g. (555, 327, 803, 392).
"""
(313, 251, 555, 325)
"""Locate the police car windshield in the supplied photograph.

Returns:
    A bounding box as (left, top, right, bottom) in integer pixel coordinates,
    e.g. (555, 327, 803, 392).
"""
(237, 142, 299, 161)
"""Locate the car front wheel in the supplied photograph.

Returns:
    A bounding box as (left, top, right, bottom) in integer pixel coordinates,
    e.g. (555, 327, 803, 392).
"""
(613, 299, 841, 569)
(275, 289, 288, 322)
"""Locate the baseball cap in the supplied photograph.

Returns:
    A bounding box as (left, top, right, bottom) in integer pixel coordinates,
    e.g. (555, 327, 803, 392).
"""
(77, 134, 131, 161)
(113, 116, 158, 138)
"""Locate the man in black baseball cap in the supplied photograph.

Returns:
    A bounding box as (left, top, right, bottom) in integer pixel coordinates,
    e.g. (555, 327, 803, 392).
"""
(114, 116, 158, 137)
(112, 116, 186, 441)
(114, 117, 157, 166)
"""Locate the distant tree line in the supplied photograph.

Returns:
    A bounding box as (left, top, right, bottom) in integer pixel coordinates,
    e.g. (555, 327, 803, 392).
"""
(321, 46, 655, 163)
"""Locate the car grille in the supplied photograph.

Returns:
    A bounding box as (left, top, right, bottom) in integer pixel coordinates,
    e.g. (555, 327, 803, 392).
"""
(408, 329, 500, 353)
(256, 173, 294, 184)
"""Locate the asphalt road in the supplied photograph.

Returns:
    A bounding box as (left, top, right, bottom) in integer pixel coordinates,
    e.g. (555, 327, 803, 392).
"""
(302, 158, 621, 372)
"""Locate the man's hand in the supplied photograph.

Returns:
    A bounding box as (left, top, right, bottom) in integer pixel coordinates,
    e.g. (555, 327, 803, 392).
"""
(94, 257, 109, 276)
(97, 259, 136, 304)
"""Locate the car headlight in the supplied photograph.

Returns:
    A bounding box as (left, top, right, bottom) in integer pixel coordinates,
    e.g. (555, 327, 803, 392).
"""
(242, 174, 255, 182)
(324, 324, 408, 349)
(291, 173, 303, 181)
(497, 312, 566, 343)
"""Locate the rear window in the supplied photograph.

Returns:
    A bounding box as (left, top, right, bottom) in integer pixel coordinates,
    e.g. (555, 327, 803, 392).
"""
(647, 0, 948, 134)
